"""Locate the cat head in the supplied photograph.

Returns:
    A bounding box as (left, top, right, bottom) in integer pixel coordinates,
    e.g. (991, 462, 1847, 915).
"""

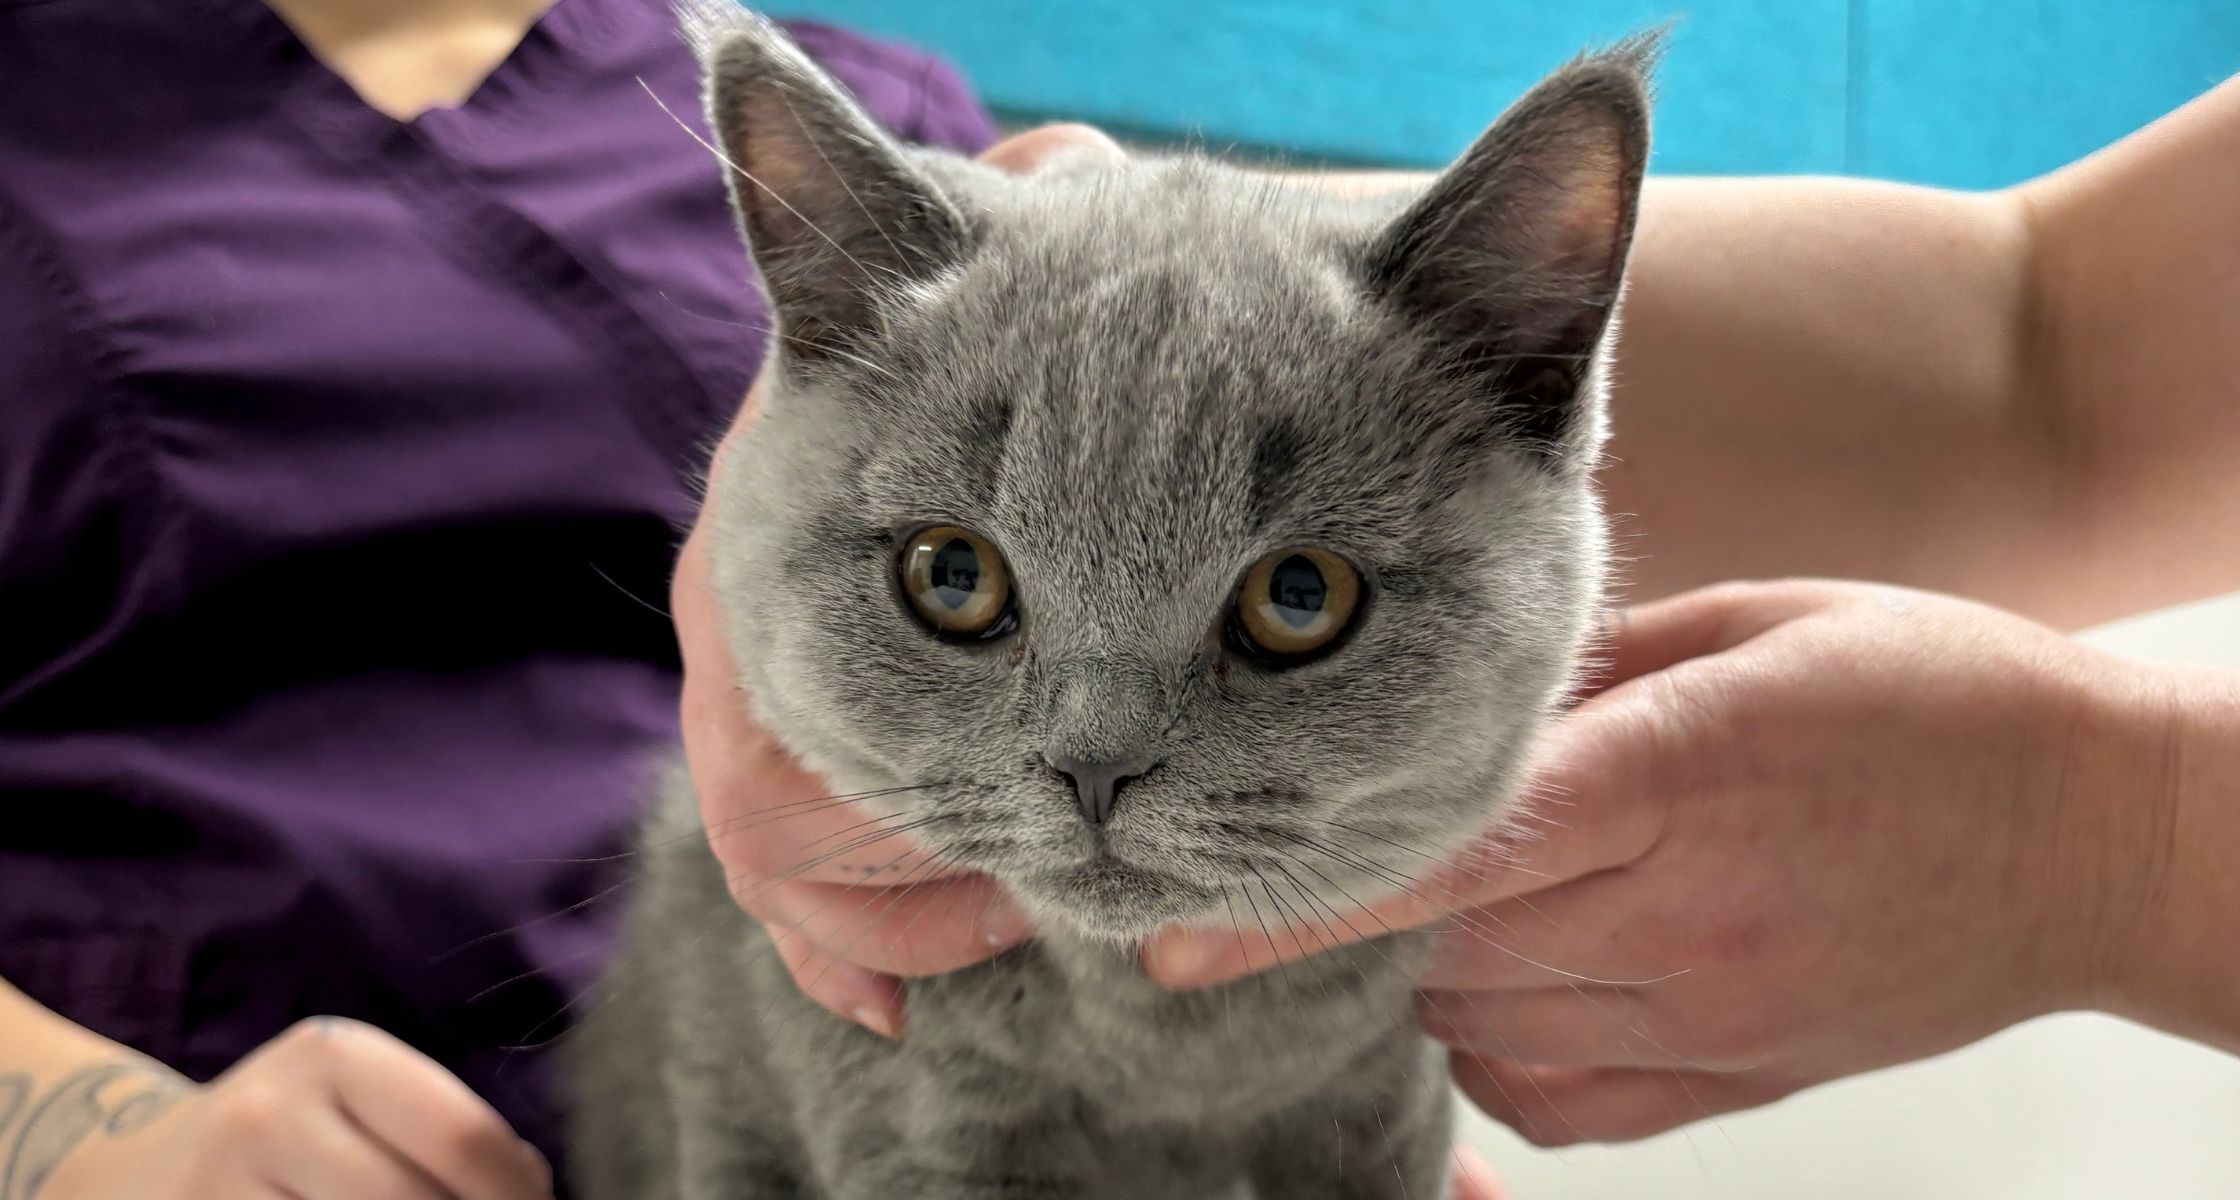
(690, 9, 1651, 941)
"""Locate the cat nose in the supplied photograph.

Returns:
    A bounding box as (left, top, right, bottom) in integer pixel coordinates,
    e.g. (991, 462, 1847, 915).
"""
(1046, 754, 1157, 827)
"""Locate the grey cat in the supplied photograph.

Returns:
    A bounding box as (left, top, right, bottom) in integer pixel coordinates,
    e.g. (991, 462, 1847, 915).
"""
(570, 8, 1652, 1198)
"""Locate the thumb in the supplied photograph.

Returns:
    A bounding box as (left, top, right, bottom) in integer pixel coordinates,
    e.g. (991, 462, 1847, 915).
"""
(1145, 582, 1822, 990)
(1143, 697, 1670, 990)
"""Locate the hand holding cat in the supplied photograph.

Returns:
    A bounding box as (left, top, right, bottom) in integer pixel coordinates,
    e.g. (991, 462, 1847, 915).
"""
(1146, 579, 2225, 1144)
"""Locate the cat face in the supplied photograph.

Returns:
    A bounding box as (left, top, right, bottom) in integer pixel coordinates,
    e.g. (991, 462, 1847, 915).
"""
(692, 10, 1650, 940)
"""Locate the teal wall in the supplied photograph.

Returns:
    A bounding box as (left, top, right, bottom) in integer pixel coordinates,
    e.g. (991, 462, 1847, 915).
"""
(773, 1, 2240, 187)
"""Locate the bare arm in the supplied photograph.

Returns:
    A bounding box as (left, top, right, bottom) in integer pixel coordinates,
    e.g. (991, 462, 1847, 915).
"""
(2122, 667, 2240, 1054)
(1607, 75, 2240, 627)
(0, 979, 192, 1196)
(0, 976, 549, 1198)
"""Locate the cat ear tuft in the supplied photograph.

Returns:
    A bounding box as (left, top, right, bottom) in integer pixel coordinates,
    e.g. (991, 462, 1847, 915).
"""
(685, 5, 971, 367)
(1363, 33, 1659, 463)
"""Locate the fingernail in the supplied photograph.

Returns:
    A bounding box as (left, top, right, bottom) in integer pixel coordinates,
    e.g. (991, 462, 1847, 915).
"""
(851, 1004, 900, 1041)
(976, 900, 1033, 949)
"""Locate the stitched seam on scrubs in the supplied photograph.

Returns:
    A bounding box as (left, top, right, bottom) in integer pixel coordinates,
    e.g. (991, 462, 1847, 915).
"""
(262, 67, 724, 475)
(0, 187, 188, 712)
(392, 128, 731, 471)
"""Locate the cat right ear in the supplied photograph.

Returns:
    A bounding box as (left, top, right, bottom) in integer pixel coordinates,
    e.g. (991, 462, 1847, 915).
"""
(1362, 37, 1657, 464)
(688, 8, 971, 367)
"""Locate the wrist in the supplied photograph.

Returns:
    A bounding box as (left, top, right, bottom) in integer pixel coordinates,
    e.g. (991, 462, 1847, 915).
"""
(0, 988, 193, 1200)
(2077, 663, 2240, 1050)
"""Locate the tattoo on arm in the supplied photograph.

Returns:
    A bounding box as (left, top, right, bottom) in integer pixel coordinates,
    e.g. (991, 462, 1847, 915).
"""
(0, 1061, 189, 1200)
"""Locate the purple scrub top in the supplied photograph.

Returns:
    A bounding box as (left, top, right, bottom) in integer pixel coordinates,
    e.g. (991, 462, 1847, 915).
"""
(0, 0, 995, 1174)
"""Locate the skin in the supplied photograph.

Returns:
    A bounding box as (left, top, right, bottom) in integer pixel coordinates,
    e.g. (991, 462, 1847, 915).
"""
(680, 66, 2240, 1150)
(260, 0, 557, 119)
(9, 3, 2230, 1189)
(0, 983, 551, 1200)
(1156, 580, 2240, 1142)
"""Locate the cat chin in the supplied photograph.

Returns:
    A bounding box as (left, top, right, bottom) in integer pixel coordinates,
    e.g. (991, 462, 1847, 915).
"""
(1010, 863, 1229, 945)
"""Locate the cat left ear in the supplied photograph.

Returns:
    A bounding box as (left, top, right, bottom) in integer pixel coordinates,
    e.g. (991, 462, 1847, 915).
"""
(690, 9, 971, 368)
(1363, 37, 1657, 463)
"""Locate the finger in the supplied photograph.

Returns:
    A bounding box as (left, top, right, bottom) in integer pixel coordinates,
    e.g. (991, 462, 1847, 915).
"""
(1577, 580, 1833, 700)
(267, 1109, 449, 1200)
(1451, 1053, 1798, 1147)
(311, 1021, 551, 1200)
(1417, 987, 1706, 1070)
(739, 869, 1031, 979)
(694, 746, 956, 885)
(1143, 708, 1669, 991)
(977, 122, 1126, 172)
(1414, 869, 1679, 992)
(1449, 1144, 1510, 1200)
(767, 927, 908, 1040)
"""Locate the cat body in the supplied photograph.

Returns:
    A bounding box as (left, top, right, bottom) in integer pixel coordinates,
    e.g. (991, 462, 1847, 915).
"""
(576, 782, 1444, 1199)
(571, 8, 1652, 1198)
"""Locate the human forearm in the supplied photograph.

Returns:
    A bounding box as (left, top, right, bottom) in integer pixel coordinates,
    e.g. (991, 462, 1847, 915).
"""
(1, 977, 553, 1198)
(0, 978, 190, 1194)
(1600, 177, 2084, 617)
(2012, 74, 2240, 628)
(1616, 80, 2240, 625)
(0, 976, 177, 1086)
(2106, 668, 2240, 1054)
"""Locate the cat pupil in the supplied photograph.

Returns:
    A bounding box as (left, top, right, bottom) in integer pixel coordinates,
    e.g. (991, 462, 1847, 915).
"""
(1267, 554, 1327, 628)
(929, 537, 981, 610)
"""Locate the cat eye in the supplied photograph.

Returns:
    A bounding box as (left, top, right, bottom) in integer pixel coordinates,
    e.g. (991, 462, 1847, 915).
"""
(1228, 547, 1363, 663)
(899, 525, 1016, 641)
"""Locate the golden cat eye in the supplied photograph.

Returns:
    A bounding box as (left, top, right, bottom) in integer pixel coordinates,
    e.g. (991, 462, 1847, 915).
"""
(899, 525, 1015, 640)
(1231, 547, 1362, 661)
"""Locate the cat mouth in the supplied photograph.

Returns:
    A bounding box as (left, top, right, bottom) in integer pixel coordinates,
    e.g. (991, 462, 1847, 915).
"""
(1032, 853, 1222, 934)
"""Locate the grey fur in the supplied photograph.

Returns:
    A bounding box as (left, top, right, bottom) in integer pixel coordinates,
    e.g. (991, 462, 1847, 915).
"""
(572, 9, 1653, 1198)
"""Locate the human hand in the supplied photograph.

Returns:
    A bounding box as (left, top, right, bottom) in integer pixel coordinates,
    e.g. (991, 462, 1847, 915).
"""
(674, 123, 1129, 1036)
(36, 1018, 549, 1200)
(1145, 580, 2180, 1143)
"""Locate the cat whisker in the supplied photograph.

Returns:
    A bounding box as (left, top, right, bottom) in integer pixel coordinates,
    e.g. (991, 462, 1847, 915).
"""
(765, 85, 911, 273)
(493, 817, 953, 1057)
(634, 76, 896, 291)
(1272, 837, 1602, 1147)
(434, 877, 635, 965)
(654, 286, 770, 333)
(508, 783, 944, 868)
(588, 562, 672, 620)
(1332, 839, 1694, 991)
(1234, 865, 1382, 1184)
(722, 813, 958, 905)
(1262, 844, 1393, 948)
(445, 786, 944, 970)
(795, 846, 963, 997)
